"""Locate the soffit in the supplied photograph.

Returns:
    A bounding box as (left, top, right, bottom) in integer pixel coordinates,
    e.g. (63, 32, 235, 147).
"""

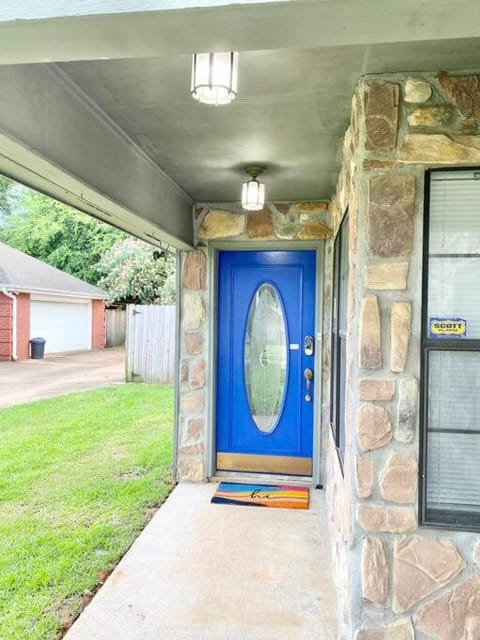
(59, 38, 480, 202)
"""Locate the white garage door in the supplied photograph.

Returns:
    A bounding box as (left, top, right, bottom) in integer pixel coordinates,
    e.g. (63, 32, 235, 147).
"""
(30, 298, 92, 354)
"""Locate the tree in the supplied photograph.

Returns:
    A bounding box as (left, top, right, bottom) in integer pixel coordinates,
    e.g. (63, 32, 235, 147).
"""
(0, 175, 21, 220)
(0, 184, 125, 284)
(96, 238, 175, 305)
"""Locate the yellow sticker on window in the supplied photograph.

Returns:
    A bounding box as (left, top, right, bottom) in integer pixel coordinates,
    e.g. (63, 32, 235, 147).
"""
(429, 318, 467, 338)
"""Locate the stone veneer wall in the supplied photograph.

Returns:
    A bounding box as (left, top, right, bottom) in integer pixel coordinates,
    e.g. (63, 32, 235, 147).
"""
(326, 71, 480, 639)
(177, 202, 331, 482)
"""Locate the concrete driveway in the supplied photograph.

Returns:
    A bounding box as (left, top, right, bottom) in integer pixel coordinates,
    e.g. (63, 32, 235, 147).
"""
(0, 347, 125, 408)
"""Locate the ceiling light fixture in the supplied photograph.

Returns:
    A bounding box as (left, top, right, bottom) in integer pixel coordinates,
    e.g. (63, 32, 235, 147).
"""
(242, 166, 266, 211)
(191, 52, 239, 105)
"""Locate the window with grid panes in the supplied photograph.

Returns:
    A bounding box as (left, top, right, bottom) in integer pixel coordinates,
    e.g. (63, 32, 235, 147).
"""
(422, 169, 480, 529)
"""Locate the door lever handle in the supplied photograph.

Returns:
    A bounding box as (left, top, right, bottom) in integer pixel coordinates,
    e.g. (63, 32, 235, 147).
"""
(304, 367, 314, 402)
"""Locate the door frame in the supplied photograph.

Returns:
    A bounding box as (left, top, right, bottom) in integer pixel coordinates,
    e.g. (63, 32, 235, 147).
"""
(206, 241, 325, 486)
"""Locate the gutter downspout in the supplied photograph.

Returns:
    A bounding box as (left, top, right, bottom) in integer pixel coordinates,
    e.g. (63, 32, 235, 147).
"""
(2, 288, 17, 361)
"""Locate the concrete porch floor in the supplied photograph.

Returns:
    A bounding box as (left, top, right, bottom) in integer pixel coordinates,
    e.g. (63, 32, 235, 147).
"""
(64, 482, 338, 640)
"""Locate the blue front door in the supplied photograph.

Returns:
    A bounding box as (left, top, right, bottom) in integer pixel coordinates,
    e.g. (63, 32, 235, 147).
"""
(216, 250, 316, 475)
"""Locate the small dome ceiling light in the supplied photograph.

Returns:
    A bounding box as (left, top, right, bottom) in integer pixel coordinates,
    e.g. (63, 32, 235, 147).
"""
(191, 52, 239, 105)
(242, 165, 266, 211)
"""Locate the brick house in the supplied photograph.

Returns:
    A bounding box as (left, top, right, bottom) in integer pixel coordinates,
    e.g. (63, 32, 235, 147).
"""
(0, 242, 106, 360)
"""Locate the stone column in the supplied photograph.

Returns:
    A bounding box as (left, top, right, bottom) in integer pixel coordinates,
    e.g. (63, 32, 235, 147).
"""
(329, 71, 480, 639)
(177, 250, 208, 481)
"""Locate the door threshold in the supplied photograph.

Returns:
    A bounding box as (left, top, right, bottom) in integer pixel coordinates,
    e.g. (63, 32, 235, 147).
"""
(210, 471, 315, 487)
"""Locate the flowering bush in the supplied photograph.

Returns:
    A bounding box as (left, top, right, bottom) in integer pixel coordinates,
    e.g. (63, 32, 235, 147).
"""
(97, 238, 175, 304)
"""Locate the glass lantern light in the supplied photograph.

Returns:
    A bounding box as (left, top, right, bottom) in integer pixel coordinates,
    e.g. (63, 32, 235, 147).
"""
(241, 166, 266, 211)
(191, 51, 238, 105)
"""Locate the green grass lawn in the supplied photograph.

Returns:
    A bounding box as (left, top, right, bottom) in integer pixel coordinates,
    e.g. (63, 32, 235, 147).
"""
(0, 384, 174, 640)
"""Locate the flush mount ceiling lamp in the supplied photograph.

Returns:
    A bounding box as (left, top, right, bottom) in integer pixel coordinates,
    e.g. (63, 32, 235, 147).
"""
(191, 52, 239, 105)
(242, 165, 266, 211)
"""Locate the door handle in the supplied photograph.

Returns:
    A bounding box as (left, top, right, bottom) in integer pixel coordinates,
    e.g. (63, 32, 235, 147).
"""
(304, 367, 314, 402)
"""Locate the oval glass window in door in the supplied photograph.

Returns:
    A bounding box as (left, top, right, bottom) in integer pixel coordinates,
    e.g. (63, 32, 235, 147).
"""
(244, 284, 288, 433)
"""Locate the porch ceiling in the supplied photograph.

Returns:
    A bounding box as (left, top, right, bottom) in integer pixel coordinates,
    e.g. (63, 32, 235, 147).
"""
(2, 1, 480, 247)
(59, 39, 480, 203)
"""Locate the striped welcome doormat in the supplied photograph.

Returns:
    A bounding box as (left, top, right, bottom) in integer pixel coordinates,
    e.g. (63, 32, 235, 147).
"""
(211, 482, 309, 509)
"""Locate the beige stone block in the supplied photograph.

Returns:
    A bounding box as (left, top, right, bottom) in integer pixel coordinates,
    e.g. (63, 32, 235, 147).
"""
(368, 174, 416, 258)
(361, 537, 389, 605)
(189, 359, 206, 389)
(415, 574, 480, 640)
(176, 456, 204, 482)
(363, 159, 395, 171)
(272, 202, 290, 214)
(357, 403, 392, 452)
(355, 618, 414, 640)
(295, 201, 329, 212)
(391, 302, 411, 373)
(366, 262, 409, 290)
(456, 120, 479, 133)
(182, 251, 207, 290)
(246, 208, 274, 239)
(197, 208, 245, 240)
(178, 443, 204, 456)
(359, 379, 395, 401)
(399, 133, 480, 164)
(439, 73, 480, 119)
(404, 78, 432, 103)
(407, 105, 453, 127)
(184, 332, 204, 355)
(182, 293, 205, 331)
(272, 210, 298, 240)
(393, 535, 465, 614)
(186, 416, 205, 442)
(364, 81, 400, 153)
(296, 220, 332, 239)
(359, 296, 382, 370)
(464, 616, 480, 639)
(180, 359, 189, 383)
(180, 389, 204, 415)
(355, 456, 376, 499)
(379, 452, 417, 503)
(395, 378, 418, 443)
(473, 540, 480, 564)
(357, 504, 416, 533)
(351, 92, 360, 144)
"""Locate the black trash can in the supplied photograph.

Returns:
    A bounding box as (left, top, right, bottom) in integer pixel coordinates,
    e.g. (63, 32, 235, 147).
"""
(29, 337, 46, 359)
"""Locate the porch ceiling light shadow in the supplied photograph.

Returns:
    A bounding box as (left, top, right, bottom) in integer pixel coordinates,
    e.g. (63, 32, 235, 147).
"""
(191, 52, 238, 105)
(242, 165, 266, 211)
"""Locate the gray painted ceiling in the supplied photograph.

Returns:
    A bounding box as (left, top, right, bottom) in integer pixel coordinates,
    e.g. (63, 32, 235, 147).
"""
(60, 38, 480, 203)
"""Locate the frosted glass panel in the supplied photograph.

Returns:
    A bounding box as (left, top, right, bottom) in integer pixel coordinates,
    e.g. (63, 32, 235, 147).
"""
(244, 285, 287, 433)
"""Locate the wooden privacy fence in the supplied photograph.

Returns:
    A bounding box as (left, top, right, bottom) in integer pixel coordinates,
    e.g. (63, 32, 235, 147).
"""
(126, 305, 176, 383)
(105, 308, 126, 347)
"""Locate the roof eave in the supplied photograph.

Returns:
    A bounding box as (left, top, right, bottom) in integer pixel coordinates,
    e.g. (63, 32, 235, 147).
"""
(0, 284, 108, 300)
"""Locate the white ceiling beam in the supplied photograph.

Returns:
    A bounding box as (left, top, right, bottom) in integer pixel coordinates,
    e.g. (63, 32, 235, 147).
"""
(0, 0, 480, 65)
(0, 64, 194, 249)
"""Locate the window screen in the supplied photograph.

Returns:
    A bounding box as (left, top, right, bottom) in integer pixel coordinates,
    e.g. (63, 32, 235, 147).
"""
(423, 170, 480, 528)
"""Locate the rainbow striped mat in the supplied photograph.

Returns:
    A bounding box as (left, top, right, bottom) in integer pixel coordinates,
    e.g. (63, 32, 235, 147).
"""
(211, 482, 309, 510)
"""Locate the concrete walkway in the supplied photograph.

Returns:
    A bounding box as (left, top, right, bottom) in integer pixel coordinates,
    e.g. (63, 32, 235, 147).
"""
(65, 483, 338, 640)
(0, 347, 124, 408)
